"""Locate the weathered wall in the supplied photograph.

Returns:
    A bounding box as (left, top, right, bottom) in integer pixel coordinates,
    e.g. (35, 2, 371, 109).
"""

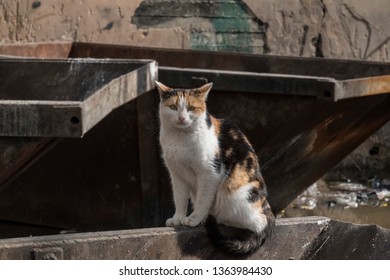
(0, 0, 389, 61)
(246, 0, 390, 60)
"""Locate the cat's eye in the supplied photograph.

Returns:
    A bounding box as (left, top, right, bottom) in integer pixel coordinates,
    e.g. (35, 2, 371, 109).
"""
(187, 106, 195, 111)
(169, 105, 177, 110)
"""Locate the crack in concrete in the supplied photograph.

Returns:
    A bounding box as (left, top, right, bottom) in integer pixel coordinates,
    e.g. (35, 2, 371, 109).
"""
(343, 4, 372, 60)
(366, 36, 390, 60)
(308, 235, 330, 259)
(319, 0, 327, 18)
(312, 33, 324, 58)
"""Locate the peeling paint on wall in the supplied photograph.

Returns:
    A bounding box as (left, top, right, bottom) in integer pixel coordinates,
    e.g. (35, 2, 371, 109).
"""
(132, 0, 268, 53)
(0, 0, 388, 60)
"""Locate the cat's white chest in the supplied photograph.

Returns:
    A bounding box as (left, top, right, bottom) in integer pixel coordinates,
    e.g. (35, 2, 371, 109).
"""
(160, 126, 218, 173)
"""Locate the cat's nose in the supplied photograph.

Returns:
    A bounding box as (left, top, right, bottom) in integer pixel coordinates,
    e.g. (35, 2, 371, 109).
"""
(178, 116, 186, 122)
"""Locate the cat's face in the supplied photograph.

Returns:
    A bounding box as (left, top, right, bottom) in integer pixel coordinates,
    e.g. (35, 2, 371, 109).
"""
(156, 81, 213, 129)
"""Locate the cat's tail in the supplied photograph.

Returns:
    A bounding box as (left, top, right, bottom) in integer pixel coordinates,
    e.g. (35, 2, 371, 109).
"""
(205, 215, 274, 257)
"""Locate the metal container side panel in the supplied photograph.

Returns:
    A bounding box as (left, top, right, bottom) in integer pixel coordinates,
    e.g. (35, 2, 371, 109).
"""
(70, 43, 390, 79)
(0, 99, 145, 234)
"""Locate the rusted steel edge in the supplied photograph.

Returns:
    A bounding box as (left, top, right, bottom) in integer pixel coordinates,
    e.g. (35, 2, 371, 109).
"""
(335, 75, 390, 101)
(0, 60, 157, 137)
(159, 66, 337, 98)
(160, 67, 390, 101)
(0, 42, 73, 59)
(69, 42, 390, 79)
(0, 217, 331, 260)
(82, 61, 157, 136)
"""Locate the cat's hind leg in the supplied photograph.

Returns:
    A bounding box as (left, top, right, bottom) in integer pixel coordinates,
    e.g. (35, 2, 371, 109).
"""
(212, 184, 273, 234)
(207, 184, 274, 255)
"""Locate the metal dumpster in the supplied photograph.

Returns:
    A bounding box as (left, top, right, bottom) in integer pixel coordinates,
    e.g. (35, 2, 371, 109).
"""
(68, 42, 390, 213)
(0, 43, 389, 260)
(0, 56, 157, 237)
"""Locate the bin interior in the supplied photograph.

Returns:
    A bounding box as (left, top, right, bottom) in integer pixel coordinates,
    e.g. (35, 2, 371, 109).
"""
(0, 58, 149, 101)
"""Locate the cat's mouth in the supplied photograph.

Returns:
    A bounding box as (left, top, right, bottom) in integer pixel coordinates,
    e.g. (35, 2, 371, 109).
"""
(177, 120, 190, 128)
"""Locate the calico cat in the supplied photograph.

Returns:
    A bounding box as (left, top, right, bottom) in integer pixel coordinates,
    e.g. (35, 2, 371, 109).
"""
(156, 81, 275, 256)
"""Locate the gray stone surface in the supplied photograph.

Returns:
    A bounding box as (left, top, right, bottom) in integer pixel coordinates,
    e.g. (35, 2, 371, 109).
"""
(0, 217, 389, 259)
(307, 220, 390, 259)
(246, 0, 390, 61)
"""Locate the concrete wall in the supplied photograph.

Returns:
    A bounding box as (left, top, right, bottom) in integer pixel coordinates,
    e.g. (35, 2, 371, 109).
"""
(0, 0, 389, 61)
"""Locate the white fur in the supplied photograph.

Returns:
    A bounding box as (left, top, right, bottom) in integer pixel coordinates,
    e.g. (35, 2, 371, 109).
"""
(160, 95, 267, 231)
(211, 184, 268, 234)
(160, 98, 222, 227)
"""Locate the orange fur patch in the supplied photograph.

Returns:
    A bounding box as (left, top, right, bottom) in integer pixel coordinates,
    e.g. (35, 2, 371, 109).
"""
(224, 162, 258, 192)
(162, 95, 179, 107)
(253, 195, 266, 210)
(210, 115, 222, 135)
(186, 95, 206, 115)
(161, 91, 207, 116)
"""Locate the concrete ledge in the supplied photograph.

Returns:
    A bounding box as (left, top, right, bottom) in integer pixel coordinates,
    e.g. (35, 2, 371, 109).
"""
(307, 219, 390, 260)
(0, 217, 389, 259)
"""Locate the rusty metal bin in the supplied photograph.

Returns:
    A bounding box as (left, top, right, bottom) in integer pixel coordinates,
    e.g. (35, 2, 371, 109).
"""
(0, 57, 157, 238)
(0, 43, 389, 255)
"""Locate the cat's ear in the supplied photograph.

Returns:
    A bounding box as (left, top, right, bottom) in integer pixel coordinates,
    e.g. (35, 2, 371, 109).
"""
(155, 81, 171, 100)
(197, 82, 213, 100)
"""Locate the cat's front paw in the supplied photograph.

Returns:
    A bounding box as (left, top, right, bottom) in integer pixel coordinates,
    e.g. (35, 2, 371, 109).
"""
(166, 216, 184, 227)
(181, 215, 202, 227)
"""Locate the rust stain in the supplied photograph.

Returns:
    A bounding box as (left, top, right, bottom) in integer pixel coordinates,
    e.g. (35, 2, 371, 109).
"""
(340, 75, 390, 99)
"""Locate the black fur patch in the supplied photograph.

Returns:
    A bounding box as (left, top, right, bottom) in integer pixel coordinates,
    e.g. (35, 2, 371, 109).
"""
(247, 186, 262, 203)
(245, 157, 254, 172)
(158, 88, 181, 101)
(218, 119, 267, 192)
(158, 90, 173, 101)
(219, 120, 252, 166)
(212, 156, 222, 173)
(205, 215, 267, 257)
(205, 112, 212, 128)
